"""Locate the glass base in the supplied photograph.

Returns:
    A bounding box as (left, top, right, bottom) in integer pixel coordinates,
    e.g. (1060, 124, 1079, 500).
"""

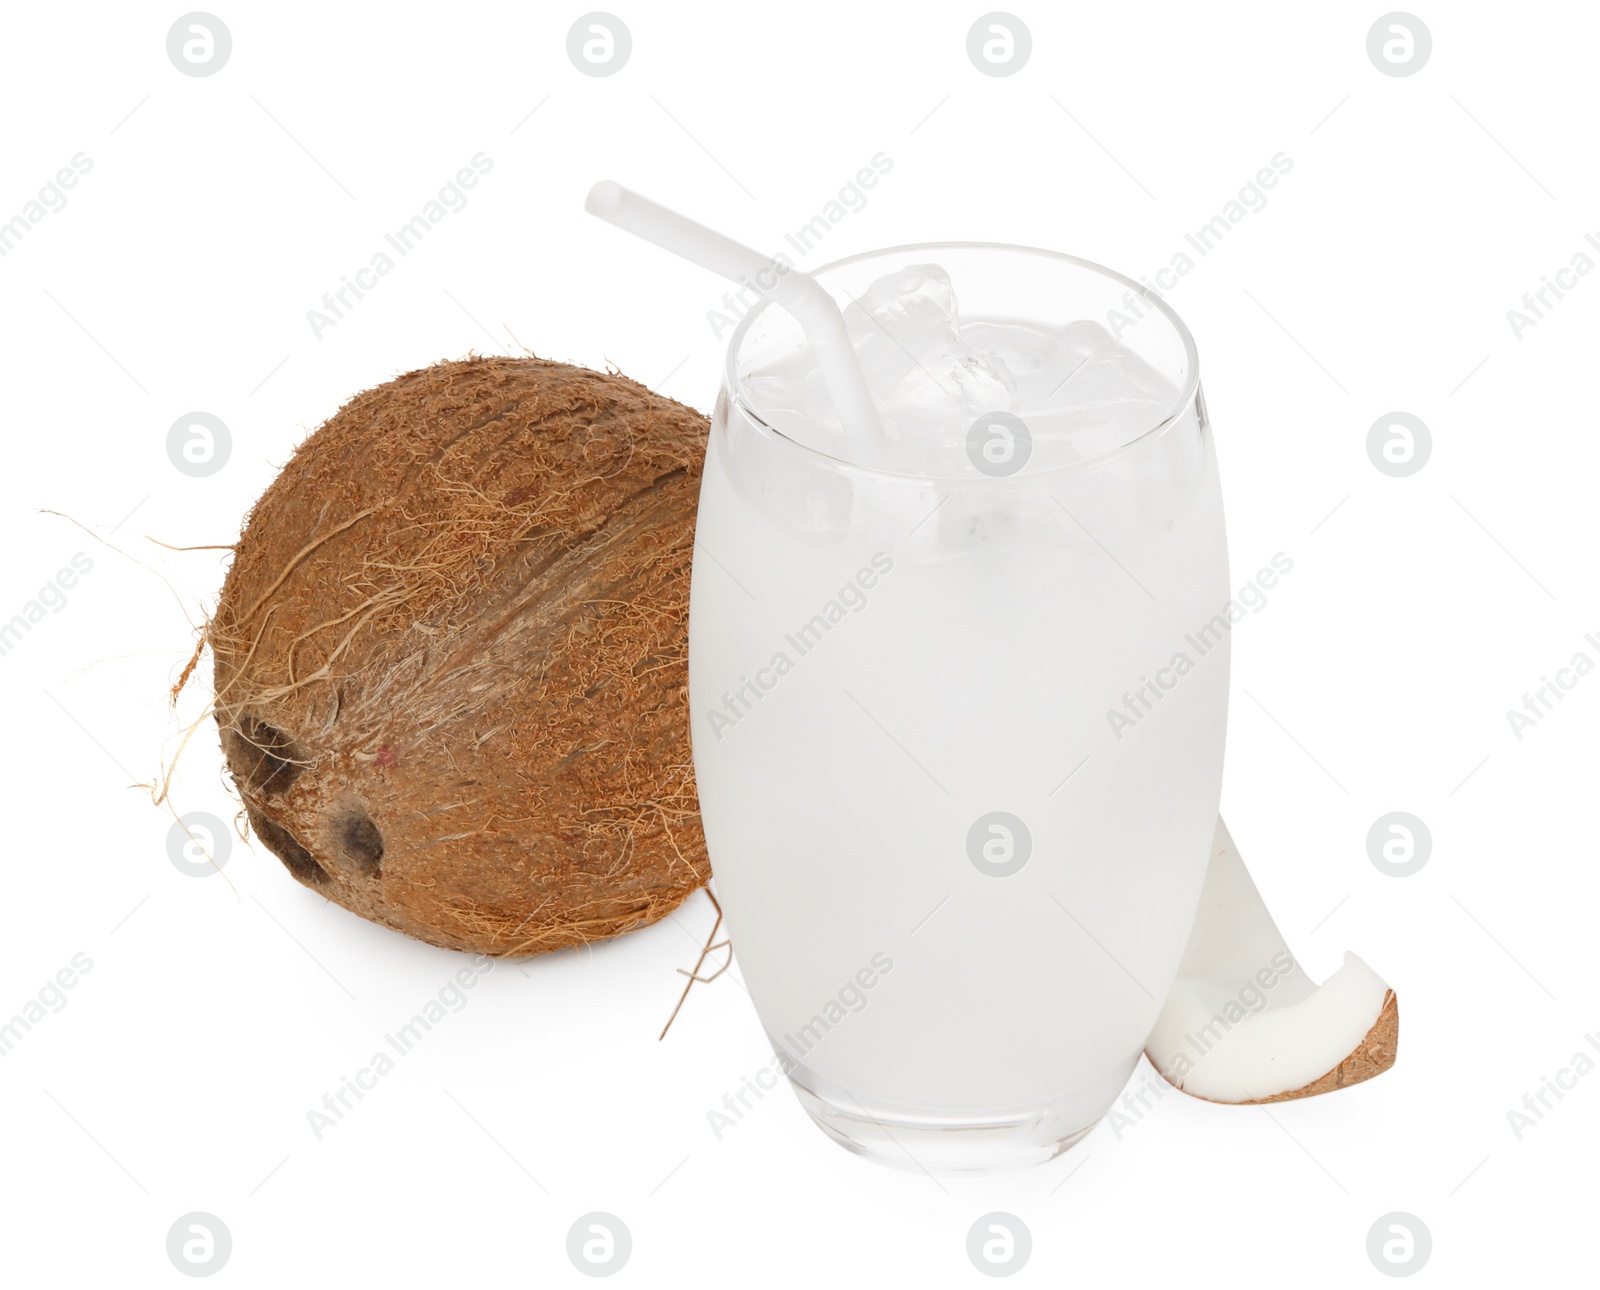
(781, 1053, 1137, 1176)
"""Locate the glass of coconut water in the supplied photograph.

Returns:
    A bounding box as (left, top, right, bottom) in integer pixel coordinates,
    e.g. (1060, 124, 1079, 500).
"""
(688, 244, 1229, 1175)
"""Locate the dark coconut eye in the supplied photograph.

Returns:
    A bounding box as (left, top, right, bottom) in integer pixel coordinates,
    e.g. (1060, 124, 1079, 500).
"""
(245, 805, 328, 886)
(336, 808, 384, 876)
(223, 717, 304, 794)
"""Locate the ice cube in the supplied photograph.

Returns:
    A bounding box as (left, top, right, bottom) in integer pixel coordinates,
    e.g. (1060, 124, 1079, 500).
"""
(844, 263, 960, 342)
(960, 319, 1080, 386)
(1023, 321, 1177, 458)
(844, 264, 1017, 448)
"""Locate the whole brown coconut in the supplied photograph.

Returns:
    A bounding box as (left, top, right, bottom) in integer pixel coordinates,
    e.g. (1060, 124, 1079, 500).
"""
(209, 356, 709, 955)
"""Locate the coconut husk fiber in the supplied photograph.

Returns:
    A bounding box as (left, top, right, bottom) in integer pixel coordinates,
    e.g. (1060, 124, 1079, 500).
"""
(207, 355, 709, 955)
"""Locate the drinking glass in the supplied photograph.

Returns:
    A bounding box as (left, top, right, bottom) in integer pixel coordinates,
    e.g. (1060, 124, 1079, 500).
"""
(688, 244, 1229, 1174)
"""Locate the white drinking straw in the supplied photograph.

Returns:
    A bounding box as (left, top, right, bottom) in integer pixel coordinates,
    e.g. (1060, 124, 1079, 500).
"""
(585, 180, 883, 444)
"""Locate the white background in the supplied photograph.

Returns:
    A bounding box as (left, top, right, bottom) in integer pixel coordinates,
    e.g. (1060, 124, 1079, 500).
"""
(2, 0, 1595, 1283)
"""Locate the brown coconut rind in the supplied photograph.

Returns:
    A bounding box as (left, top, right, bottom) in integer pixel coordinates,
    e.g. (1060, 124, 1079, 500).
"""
(1249, 989, 1399, 1104)
(1153, 990, 1399, 1105)
(209, 356, 711, 955)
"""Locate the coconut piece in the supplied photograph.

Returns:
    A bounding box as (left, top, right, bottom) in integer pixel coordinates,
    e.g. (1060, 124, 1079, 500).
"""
(208, 356, 710, 955)
(1144, 818, 1398, 1104)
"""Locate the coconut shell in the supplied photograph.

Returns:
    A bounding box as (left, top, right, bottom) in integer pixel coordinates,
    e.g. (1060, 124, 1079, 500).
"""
(210, 356, 710, 955)
(1153, 990, 1400, 1105)
(1244, 990, 1399, 1104)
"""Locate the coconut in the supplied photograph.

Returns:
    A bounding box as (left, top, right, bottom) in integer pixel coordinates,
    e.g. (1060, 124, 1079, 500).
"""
(206, 355, 709, 955)
(1144, 818, 1399, 1104)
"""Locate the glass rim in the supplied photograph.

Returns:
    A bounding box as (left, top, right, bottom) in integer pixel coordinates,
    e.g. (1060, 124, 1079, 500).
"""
(723, 240, 1203, 485)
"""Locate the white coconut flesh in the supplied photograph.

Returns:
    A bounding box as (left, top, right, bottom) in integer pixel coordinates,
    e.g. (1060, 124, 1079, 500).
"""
(1144, 818, 1397, 1104)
